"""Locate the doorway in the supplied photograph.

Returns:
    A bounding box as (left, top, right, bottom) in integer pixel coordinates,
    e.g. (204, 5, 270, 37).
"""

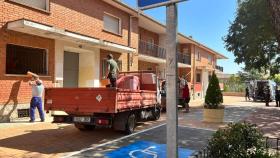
(63, 51, 79, 87)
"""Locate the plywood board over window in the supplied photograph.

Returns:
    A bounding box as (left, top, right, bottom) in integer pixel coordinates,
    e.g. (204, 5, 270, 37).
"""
(6, 44, 48, 75)
(9, 0, 50, 12)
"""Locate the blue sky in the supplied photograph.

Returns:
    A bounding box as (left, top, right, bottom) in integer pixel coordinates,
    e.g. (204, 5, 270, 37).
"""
(122, 0, 243, 74)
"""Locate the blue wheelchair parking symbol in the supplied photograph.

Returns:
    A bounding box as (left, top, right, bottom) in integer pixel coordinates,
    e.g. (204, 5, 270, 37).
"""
(105, 141, 194, 158)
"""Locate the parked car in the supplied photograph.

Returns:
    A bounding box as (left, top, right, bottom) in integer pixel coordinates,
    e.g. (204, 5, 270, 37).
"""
(252, 80, 276, 102)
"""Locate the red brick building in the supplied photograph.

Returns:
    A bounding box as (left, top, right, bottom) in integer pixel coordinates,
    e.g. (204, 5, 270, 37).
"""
(0, 0, 227, 122)
(0, 0, 139, 122)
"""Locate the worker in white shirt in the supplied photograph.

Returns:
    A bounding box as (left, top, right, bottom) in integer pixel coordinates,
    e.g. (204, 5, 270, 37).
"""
(28, 71, 45, 122)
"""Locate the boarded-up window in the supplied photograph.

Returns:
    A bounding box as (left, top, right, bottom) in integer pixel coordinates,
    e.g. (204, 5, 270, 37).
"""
(103, 14, 121, 35)
(9, 0, 49, 11)
(6, 44, 48, 75)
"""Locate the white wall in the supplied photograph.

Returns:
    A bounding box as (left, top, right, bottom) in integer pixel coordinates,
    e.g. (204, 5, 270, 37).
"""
(55, 40, 100, 88)
(202, 69, 209, 97)
(78, 49, 100, 87)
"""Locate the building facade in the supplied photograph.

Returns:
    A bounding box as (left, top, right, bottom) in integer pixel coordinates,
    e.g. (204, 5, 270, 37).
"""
(0, 0, 226, 122)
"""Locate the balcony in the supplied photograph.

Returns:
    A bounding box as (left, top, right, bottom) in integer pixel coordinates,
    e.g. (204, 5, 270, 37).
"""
(177, 52, 191, 65)
(139, 40, 191, 65)
(139, 40, 166, 59)
(216, 65, 224, 72)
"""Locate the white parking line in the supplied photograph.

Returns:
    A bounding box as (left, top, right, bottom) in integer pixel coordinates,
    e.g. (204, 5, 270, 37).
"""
(62, 123, 166, 158)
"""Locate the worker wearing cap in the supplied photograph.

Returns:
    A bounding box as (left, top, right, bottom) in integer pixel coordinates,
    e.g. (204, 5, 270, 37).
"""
(106, 54, 119, 87)
(28, 72, 45, 122)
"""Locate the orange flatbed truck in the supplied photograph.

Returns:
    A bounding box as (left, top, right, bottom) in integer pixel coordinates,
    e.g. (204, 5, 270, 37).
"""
(44, 71, 161, 134)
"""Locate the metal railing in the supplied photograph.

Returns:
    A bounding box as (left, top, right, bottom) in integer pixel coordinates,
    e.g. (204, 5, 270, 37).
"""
(215, 65, 224, 72)
(139, 40, 191, 65)
(190, 137, 280, 158)
(177, 52, 191, 65)
(139, 40, 166, 59)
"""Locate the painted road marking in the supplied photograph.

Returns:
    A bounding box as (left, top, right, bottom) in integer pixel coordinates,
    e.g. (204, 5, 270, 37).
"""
(63, 123, 166, 158)
(105, 141, 194, 158)
(64, 124, 214, 158)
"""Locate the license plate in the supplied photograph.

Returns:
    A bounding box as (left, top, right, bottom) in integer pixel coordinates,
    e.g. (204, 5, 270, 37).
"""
(73, 117, 91, 123)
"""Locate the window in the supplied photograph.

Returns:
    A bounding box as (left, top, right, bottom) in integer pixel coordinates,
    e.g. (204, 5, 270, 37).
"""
(101, 58, 122, 79)
(6, 44, 48, 75)
(208, 55, 213, 65)
(196, 73, 201, 83)
(196, 51, 201, 61)
(103, 13, 121, 35)
(9, 0, 49, 12)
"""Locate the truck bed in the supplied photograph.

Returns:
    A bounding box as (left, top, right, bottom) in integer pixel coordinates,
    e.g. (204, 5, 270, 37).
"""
(44, 88, 157, 115)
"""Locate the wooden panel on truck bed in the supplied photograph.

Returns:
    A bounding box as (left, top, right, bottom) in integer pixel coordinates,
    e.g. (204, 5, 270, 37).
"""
(45, 88, 117, 114)
(116, 89, 157, 112)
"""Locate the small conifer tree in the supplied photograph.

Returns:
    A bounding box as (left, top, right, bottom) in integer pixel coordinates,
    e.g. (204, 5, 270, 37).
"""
(205, 72, 223, 109)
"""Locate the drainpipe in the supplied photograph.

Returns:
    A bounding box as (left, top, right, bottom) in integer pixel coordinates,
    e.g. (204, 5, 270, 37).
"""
(192, 45, 196, 100)
(128, 15, 137, 71)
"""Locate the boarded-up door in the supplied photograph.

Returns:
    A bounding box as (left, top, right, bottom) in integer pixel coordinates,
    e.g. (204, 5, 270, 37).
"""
(63, 52, 79, 87)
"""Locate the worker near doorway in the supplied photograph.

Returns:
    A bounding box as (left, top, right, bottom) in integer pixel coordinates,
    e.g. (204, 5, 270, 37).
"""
(106, 54, 119, 87)
(28, 71, 45, 122)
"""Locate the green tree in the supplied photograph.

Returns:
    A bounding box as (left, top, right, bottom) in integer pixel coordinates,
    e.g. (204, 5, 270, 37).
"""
(224, 0, 279, 76)
(267, 0, 280, 47)
(273, 74, 280, 84)
(205, 72, 223, 109)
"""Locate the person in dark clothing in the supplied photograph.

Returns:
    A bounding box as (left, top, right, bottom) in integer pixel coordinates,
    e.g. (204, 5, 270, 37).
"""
(264, 85, 271, 107)
(106, 54, 119, 87)
(245, 87, 250, 101)
(182, 83, 190, 112)
(275, 86, 280, 107)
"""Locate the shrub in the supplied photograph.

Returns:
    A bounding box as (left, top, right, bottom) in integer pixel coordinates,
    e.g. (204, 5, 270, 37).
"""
(204, 72, 223, 109)
(207, 122, 274, 158)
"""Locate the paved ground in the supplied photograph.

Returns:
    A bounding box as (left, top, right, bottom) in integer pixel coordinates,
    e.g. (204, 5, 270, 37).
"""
(0, 96, 280, 158)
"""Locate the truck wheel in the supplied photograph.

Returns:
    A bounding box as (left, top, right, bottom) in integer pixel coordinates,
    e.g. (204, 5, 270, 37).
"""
(125, 114, 136, 134)
(74, 123, 95, 131)
(152, 106, 161, 120)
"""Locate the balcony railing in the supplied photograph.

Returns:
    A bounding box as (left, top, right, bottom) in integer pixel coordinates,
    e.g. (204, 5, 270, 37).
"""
(139, 40, 166, 59)
(216, 65, 224, 72)
(139, 40, 191, 65)
(177, 52, 191, 65)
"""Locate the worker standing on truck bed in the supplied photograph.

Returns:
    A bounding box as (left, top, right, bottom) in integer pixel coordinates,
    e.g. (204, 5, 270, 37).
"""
(28, 71, 45, 122)
(106, 54, 119, 87)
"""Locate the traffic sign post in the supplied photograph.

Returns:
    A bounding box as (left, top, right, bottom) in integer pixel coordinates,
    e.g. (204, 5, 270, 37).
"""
(138, 0, 186, 157)
(166, 3, 178, 158)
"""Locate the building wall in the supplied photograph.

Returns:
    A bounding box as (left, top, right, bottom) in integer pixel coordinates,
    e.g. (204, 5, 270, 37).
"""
(195, 46, 216, 70)
(138, 61, 159, 71)
(0, 0, 139, 121)
(0, 0, 138, 49)
(139, 27, 159, 45)
(0, 31, 55, 104)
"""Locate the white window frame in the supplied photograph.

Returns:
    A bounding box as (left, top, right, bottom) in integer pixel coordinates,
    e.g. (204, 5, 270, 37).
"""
(9, 0, 50, 12)
(103, 12, 122, 36)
